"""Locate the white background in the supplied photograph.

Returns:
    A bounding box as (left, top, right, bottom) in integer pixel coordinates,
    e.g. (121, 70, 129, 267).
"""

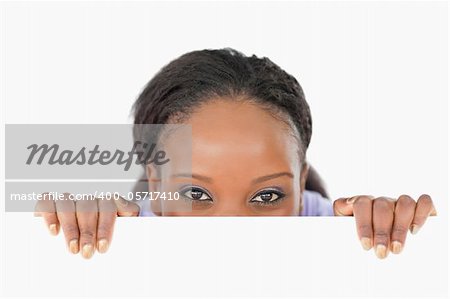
(0, 1, 448, 298)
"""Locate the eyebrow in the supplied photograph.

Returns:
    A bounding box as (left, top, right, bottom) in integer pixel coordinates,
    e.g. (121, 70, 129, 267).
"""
(171, 172, 293, 184)
(251, 172, 294, 184)
(171, 173, 213, 183)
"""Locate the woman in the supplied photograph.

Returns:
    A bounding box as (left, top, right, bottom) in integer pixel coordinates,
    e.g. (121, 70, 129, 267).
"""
(36, 48, 436, 260)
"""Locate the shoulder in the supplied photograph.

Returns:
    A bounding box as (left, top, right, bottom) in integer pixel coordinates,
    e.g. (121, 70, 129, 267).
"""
(136, 199, 156, 217)
(301, 190, 334, 216)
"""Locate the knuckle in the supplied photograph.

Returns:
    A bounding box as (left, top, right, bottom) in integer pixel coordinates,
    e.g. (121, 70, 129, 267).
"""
(62, 192, 73, 200)
(353, 197, 371, 207)
(41, 192, 51, 201)
(42, 192, 56, 202)
(79, 229, 96, 239)
(419, 194, 432, 205)
(396, 195, 416, 209)
(391, 225, 408, 236)
(398, 194, 413, 203)
(56, 199, 75, 212)
(360, 195, 374, 202)
(374, 231, 390, 240)
(358, 224, 373, 234)
(76, 203, 98, 214)
(98, 201, 117, 213)
(374, 198, 394, 211)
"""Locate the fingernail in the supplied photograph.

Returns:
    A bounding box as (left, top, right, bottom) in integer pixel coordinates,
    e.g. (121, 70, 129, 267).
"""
(48, 224, 58, 235)
(69, 239, 79, 254)
(97, 239, 109, 253)
(116, 198, 129, 207)
(391, 241, 403, 254)
(346, 196, 358, 204)
(360, 237, 372, 251)
(410, 224, 420, 235)
(82, 244, 94, 259)
(375, 244, 388, 259)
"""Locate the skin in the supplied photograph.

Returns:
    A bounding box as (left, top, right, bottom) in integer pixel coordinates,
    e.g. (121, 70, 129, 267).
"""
(35, 98, 437, 259)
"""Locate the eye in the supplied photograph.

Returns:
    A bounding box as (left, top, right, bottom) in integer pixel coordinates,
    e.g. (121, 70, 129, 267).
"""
(250, 189, 285, 205)
(180, 186, 212, 202)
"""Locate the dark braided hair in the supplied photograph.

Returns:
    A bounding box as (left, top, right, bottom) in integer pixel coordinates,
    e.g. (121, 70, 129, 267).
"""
(133, 48, 312, 158)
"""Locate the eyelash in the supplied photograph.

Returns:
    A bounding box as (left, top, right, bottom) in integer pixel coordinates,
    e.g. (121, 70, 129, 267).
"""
(249, 189, 286, 206)
(180, 186, 213, 203)
(179, 186, 286, 206)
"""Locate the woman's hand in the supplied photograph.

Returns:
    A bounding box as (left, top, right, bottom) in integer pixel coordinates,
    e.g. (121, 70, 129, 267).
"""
(34, 194, 140, 259)
(333, 194, 437, 259)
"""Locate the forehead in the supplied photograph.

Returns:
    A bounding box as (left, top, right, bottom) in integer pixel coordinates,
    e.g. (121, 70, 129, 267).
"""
(162, 99, 302, 177)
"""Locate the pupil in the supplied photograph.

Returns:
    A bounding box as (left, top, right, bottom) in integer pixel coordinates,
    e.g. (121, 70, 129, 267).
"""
(260, 193, 273, 201)
(191, 190, 203, 200)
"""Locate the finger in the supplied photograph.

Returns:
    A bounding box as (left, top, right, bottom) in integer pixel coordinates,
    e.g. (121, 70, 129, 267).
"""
(390, 195, 416, 254)
(372, 197, 395, 259)
(54, 194, 79, 254)
(76, 197, 99, 259)
(410, 194, 436, 235)
(352, 196, 374, 250)
(35, 193, 60, 236)
(333, 195, 374, 216)
(115, 196, 140, 217)
(333, 197, 358, 216)
(96, 197, 117, 253)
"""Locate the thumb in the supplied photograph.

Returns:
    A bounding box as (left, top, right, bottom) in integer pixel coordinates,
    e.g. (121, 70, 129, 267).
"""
(115, 197, 140, 217)
(333, 196, 359, 216)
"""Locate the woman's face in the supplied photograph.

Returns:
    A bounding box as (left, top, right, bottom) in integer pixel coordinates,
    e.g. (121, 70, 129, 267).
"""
(148, 98, 308, 216)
